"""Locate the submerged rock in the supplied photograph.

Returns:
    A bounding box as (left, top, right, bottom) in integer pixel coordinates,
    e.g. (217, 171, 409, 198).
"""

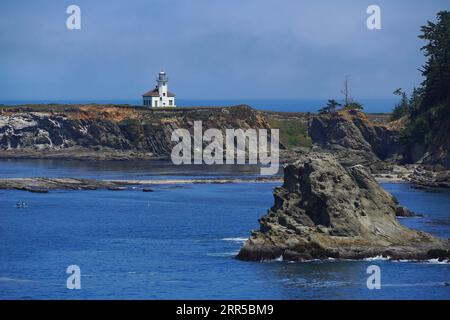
(237, 152, 449, 262)
(108, 186, 127, 191)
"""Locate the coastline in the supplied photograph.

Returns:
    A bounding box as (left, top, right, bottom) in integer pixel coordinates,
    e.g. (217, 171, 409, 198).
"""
(0, 176, 283, 192)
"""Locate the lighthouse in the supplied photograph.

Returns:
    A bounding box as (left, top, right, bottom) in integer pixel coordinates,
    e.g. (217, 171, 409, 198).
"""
(142, 71, 176, 107)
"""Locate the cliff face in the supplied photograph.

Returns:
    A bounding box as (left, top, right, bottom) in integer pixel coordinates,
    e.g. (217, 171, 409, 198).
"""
(237, 152, 449, 261)
(308, 110, 404, 167)
(0, 104, 270, 159)
(408, 118, 450, 169)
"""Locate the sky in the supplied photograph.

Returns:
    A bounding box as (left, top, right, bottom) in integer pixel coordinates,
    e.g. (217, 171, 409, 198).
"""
(0, 0, 449, 102)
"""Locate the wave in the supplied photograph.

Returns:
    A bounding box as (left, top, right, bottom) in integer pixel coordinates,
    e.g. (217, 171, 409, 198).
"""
(262, 255, 283, 263)
(363, 255, 391, 261)
(221, 237, 248, 243)
(424, 258, 450, 264)
(0, 276, 37, 283)
(276, 256, 449, 264)
(206, 251, 239, 257)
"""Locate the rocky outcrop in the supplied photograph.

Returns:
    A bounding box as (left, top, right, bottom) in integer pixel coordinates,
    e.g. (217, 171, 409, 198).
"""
(409, 166, 450, 189)
(237, 152, 449, 262)
(0, 104, 270, 160)
(403, 101, 450, 169)
(0, 177, 128, 192)
(308, 110, 405, 167)
(0, 176, 283, 192)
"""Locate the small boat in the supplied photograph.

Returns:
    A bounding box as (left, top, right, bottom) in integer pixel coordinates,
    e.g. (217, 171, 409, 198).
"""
(16, 202, 27, 208)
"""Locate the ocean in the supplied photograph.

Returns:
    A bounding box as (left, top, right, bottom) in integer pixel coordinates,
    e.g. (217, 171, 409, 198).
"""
(0, 160, 449, 299)
(0, 99, 398, 114)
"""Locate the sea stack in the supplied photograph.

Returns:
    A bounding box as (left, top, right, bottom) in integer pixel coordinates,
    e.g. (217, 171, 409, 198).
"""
(237, 152, 449, 261)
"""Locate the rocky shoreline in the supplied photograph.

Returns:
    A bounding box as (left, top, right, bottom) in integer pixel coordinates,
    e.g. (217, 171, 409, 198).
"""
(237, 152, 450, 262)
(1, 104, 449, 189)
(372, 165, 450, 190)
(1, 104, 449, 263)
(0, 176, 283, 192)
(0, 178, 128, 192)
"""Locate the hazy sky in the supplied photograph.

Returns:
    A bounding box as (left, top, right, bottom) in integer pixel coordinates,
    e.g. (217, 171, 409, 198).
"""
(0, 0, 448, 101)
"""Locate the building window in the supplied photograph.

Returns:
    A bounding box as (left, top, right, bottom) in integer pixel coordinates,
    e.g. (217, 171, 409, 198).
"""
(169, 100, 173, 106)
(155, 101, 158, 107)
(163, 93, 166, 97)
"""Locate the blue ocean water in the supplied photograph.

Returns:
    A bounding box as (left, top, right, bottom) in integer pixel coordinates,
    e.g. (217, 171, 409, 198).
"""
(0, 160, 449, 300)
(0, 99, 398, 113)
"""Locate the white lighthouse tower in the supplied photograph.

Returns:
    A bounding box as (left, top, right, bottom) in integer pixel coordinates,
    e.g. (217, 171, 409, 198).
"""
(142, 70, 176, 107)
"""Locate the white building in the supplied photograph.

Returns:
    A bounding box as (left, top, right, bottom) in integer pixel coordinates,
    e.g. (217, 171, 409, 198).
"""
(142, 71, 176, 107)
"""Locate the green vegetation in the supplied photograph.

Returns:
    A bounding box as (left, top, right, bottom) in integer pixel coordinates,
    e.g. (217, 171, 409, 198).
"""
(319, 99, 341, 114)
(400, 11, 450, 146)
(342, 102, 364, 111)
(268, 118, 312, 149)
(390, 87, 424, 121)
(391, 88, 410, 121)
(320, 76, 364, 113)
(118, 118, 141, 127)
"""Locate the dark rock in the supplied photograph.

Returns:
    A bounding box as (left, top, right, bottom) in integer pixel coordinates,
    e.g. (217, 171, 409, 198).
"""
(143, 188, 154, 192)
(237, 152, 449, 262)
(23, 187, 49, 193)
(395, 206, 416, 217)
(409, 167, 450, 189)
(308, 110, 404, 167)
(0, 177, 128, 191)
(108, 186, 126, 191)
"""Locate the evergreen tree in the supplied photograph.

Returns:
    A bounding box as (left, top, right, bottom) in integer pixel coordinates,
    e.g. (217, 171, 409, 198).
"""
(403, 11, 450, 145)
(419, 11, 450, 110)
(391, 88, 410, 121)
(342, 102, 364, 111)
(319, 99, 341, 114)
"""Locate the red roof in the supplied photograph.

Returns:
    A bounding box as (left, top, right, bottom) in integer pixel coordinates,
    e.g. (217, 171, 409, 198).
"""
(142, 88, 176, 97)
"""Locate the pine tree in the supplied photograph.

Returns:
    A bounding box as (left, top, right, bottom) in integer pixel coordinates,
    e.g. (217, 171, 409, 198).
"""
(391, 88, 410, 121)
(403, 11, 450, 145)
(419, 11, 450, 110)
(319, 99, 341, 114)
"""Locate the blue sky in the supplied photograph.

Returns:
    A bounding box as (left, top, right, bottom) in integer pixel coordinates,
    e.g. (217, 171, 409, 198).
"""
(0, 0, 448, 101)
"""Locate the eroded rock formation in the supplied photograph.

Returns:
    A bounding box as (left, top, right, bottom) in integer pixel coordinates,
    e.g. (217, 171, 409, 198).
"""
(237, 152, 449, 261)
(308, 110, 404, 167)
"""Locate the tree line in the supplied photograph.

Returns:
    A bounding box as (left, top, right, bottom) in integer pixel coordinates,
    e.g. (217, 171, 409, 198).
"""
(391, 11, 450, 148)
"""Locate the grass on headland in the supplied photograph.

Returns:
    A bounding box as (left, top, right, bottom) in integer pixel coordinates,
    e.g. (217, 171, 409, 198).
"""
(268, 118, 312, 149)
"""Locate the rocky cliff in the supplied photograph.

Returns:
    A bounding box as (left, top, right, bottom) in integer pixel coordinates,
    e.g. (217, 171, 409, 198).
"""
(0, 105, 407, 165)
(308, 110, 405, 167)
(405, 114, 450, 169)
(0, 104, 270, 160)
(237, 152, 449, 261)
